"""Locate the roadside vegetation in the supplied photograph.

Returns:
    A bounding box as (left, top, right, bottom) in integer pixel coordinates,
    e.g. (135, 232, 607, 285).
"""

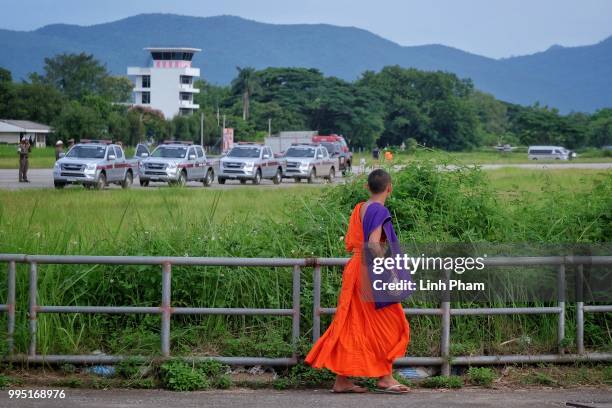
(0, 161, 610, 360)
(0, 362, 610, 391)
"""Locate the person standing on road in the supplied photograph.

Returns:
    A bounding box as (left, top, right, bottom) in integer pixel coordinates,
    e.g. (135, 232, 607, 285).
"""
(305, 169, 410, 394)
(55, 140, 64, 160)
(384, 150, 393, 162)
(18, 136, 31, 183)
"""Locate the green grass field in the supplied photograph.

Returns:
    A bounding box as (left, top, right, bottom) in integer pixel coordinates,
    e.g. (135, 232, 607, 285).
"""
(352, 147, 612, 167)
(0, 165, 609, 359)
(486, 167, 611, 196)
(0, 168, 607, 249)
(0, 187, 316, 249)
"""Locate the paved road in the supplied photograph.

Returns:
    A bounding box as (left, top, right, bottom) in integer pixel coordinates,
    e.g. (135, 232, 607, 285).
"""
(1, 162, 611, 190)
(0, 169, 342, 190)
(1, 388, 611, 408)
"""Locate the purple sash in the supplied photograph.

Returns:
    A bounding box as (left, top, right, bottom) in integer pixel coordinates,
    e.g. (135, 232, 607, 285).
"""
(362, 202, 412, 309)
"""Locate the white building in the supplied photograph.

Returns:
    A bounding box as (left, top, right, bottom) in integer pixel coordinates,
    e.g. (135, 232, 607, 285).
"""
(0, 120, 52, 147)
(127, 47, 201, 119)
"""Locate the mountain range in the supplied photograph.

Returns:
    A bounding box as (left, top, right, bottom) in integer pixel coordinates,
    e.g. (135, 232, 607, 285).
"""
(0, 13, 610, 113)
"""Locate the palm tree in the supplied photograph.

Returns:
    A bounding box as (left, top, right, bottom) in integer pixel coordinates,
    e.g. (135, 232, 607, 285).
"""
(231, 67, 260, 121)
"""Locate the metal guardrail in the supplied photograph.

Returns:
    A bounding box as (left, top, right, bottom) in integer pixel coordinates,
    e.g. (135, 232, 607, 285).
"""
(0, 254, 611, 373)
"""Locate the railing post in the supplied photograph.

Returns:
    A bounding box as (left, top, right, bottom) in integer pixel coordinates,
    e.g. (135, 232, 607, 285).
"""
(292, 265, 301, 359)
(557, 264, 566, 354)
(576, 264, 584, 354)
(28, 262, 38, 357)
(7, 261, 16, 355)
(161, 262, 172, 357)
(312, 265, 321, 342)
(440, 269, 451, 376)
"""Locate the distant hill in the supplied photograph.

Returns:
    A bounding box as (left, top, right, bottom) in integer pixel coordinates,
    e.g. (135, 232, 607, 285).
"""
(0, 13, 610, 113)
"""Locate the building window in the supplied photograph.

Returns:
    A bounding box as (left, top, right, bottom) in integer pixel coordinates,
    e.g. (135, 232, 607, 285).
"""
(142, 75, 150, 88)
(180, 76, 192, 85)
(180, 92, 192, 101)
(179, 108, 192, 116)
(142, 92, 150, 104)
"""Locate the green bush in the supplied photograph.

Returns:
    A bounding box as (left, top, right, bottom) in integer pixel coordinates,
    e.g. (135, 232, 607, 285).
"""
(0, 374, 11, 389)
(467, 367, 495, 387)
(159, 360, 209, 391)
(213, 374, 233, 389)
(273, 378, 290, 390)
(286, 364, 335, 387)
(420, 376, 463, 389)
(196, 359, 228, 378)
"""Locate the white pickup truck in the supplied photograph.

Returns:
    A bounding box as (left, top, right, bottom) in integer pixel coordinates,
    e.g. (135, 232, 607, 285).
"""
(218, 143, 286, 185)
(53, 140, 149, 189)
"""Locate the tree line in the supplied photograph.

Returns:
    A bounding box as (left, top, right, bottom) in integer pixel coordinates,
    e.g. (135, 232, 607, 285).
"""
(1, 53, 611, 150)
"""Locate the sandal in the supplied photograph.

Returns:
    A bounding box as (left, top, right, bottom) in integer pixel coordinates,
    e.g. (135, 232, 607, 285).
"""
(373, 384, 410, 394)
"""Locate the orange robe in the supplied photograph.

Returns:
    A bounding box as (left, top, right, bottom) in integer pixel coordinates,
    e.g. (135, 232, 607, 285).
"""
(305, 202, 410, 377)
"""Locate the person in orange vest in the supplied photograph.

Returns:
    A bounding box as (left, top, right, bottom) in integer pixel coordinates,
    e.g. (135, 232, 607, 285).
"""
(384, 150, 393, 162)
(18, 137, 32, 183)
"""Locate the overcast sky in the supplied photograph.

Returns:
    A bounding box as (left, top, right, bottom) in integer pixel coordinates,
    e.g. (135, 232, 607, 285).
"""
(2, 0, 611, 58)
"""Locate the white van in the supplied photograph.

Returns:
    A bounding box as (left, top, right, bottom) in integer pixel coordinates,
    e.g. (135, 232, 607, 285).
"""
(527, 146, 572, 160)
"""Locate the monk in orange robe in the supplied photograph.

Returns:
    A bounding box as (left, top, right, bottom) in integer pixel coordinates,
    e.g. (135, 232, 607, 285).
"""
(305, 169, 410, 393)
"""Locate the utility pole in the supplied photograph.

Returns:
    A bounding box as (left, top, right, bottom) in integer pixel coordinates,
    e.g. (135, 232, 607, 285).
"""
(268, 118, 272, 137)
(200, 112, 204, 147)
(221, 114, 226, 143)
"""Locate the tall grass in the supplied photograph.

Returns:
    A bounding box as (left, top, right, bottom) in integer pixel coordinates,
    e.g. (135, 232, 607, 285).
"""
(0, 164, 610, 358)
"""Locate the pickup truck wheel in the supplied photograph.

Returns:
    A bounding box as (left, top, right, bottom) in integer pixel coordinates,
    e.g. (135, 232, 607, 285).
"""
(342, 162, 352, 176)
(121, 171, 133, 189)
(139, 179, 150, 187)
(218, 177, 226, 184)
(94, 172, 106, 190)
(272, 168, 282, 184)
(253, 169, 262, 185)
(177, 171, 187, 187)
(327, 167, 335, 181)
(203, 169, 214, 187)
(307, 168, 316, 184)
(54, 181, 65, 189)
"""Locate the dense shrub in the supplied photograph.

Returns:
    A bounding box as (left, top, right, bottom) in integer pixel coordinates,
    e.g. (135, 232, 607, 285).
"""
(159, 360, 209, 391)
(467, 367, 495, 387)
